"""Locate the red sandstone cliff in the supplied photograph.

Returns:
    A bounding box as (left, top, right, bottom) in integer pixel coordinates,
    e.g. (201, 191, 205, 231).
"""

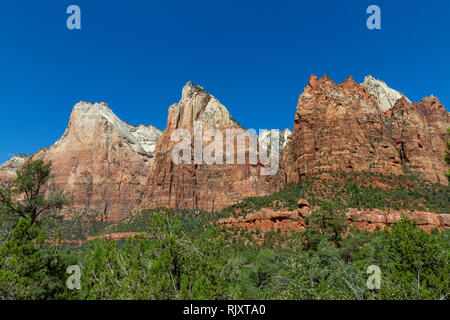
(31, 102, 162, 222)
(280, 75, 449, 185)
(386, 95, 449, 184)
(143, 82, 277, 212)
(217, 200, 450, 233)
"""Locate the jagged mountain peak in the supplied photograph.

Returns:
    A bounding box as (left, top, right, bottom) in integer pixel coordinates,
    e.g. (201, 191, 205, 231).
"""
(362, 75, 411, 112)
(72, 101, 123, 126)
(73, 101, 111, 113)
(182, 81, 207, 99)
(169, 82, 237, 130)
(258, 128, 292, 151)
(129, 124, 162, 155)
(0, 154, 30, 170)
(0, 154, 31, 186)
(54, 101, 162, 157)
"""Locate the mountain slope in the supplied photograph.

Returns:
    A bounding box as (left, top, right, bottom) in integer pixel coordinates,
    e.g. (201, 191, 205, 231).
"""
(32, 101, 162, 222)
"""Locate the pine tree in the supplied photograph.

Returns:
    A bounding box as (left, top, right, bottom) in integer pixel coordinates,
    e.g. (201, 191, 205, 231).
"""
(0, 160, 70, 226)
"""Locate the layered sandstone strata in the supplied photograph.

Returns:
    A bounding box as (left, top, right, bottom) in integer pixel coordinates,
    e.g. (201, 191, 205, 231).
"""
(385, 96, 449, 184)
(143, 82, 283, 212)
(280, 75, 449, 185)
(32, 102, 162, 222)
(217, 200, 449, 233)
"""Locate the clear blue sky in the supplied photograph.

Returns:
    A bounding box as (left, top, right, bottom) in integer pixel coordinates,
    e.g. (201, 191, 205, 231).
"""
(1, 0, 449, 163)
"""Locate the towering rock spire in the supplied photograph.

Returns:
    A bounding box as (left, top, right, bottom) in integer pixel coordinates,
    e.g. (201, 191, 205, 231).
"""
(144, 82, 275, 212)
(167, 81, 238, 133)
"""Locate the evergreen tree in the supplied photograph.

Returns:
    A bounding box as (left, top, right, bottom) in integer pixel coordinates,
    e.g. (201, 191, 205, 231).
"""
(380, 217, 449, 299)
(302, 201, 349, 250)
(0, 160, 70, 226)
(0, 217, 73, 299)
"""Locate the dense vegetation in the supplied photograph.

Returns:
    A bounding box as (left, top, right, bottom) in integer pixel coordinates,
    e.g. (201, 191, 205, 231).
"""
(0, 210, 448, 300)
(40, 170, 450, 242)
(0, 161, 448, 300)
(224, 170, 450, 216)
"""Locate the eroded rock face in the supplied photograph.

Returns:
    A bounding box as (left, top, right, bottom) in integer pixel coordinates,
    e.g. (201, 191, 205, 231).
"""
(143, 82, 277, 212)
(217, 206, 449, 233)
(346, 208, 449, 233)
(386, 96, 450, 184)
(217, 208, 306, 232)
(129, 124, 162, 157)
(0, 154, 30, 185)
(280, 75, 403, 184)
(32, 102, 162, 222)
(280, 75, 449, 185)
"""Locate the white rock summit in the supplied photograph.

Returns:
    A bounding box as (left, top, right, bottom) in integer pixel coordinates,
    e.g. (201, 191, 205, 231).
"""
(0, 154, 30, 185)
(362, 75, 411, 112)
(57, 102, 162, 157)
(0, 154, 30, 171)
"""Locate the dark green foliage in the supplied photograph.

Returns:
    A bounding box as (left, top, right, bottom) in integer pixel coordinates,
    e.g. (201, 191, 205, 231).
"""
(223, 171, 449, 216)
(80, 213, 233, 299)
(274, 240, 369, 299)
(0, 171, 448, 300)
(72, 210, 448, 300)
(302, 201, 349, 250)
(0, 218, 76, 299)
(1, 211, 449, 300)
(0, 160, 70, 227)
(43, 210, 112, 241)
(378, 218, 449, 299)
